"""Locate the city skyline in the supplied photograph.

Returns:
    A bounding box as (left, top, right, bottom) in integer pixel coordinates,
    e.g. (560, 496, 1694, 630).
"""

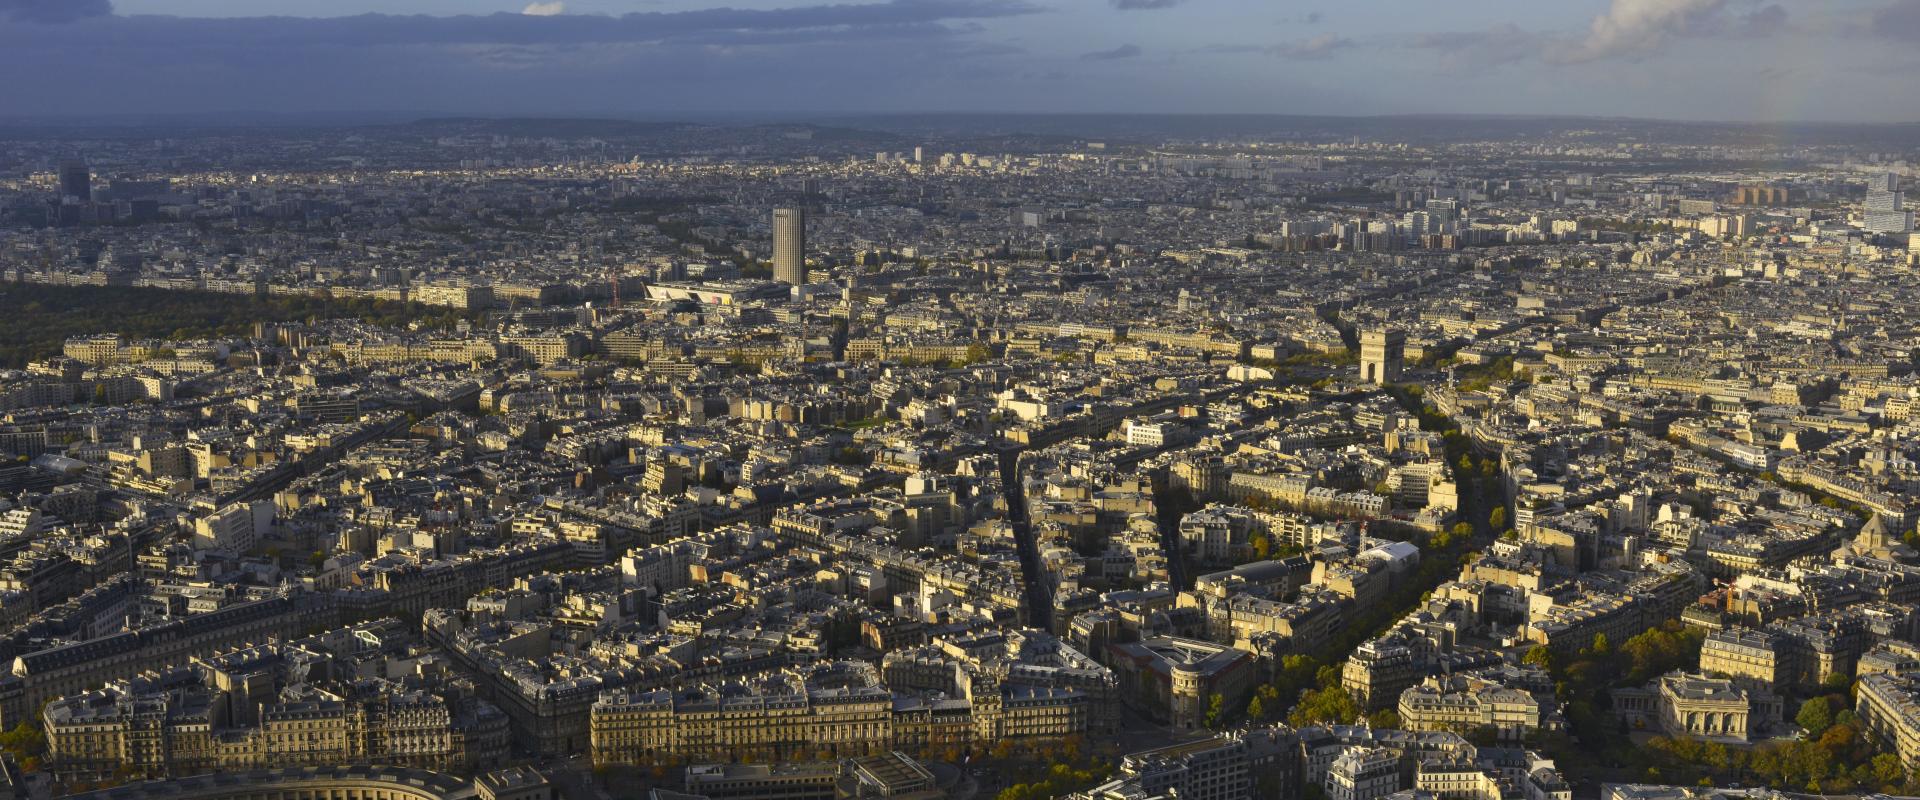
(10, 118, 1920, 799)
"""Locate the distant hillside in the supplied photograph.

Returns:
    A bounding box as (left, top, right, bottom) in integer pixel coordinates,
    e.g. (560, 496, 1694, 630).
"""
(395, 117, 701, 138)
(819, 112, 1920, 149)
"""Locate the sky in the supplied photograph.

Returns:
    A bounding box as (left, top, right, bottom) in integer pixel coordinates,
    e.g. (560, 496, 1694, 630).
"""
(0, 0, 1916, 122)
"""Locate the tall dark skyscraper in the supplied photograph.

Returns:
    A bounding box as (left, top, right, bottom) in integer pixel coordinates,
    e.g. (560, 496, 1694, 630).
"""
(58, 159, 91, 201)
(773, 207, 806, 285)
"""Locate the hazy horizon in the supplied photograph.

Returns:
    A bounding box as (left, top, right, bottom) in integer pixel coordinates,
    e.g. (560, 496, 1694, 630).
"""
(8, 110, 1920, 129)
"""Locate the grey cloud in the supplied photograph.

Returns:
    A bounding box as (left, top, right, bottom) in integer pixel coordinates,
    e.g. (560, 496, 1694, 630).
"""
(660, 21, 994, 48)
(1410, 25, 1548, 68)
(0, 0, 1041, 48)
(1, 0, 112, 23)
(1271, 33, 1351, 59)
(0, 24, 1046, 117)
(1414, 0, 1792, 68)
(1081, 43, 1141, 60)
(1733, 4, 1788, 36)
(0, 0, 1051, 117)
(1112, 0, 1182, 10)
(1868, 0, 1920, 36)
(1206, 33, 1352, 60)
(1557, 0, 1733, 63)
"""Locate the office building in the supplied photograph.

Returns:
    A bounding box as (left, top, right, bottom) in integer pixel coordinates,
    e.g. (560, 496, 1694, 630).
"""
(58, 160, 90, 201)
(1866, 173, 1912, 233)
(773, 207, 807, 285)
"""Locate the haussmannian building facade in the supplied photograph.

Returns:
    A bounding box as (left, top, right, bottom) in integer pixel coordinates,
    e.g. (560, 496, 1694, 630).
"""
(589, 660, 1092, 766)
(44, 672, 507, 781)
(1397, 674, 1547, 741)
(1857, 672, 1920, 771)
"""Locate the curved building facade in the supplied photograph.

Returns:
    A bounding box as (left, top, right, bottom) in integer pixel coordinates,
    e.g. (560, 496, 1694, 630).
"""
(61, 767, 480, 800)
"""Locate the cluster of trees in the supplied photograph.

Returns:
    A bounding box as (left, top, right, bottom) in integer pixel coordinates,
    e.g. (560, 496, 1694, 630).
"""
(1288, 349, 1359, 367)
(1245, 348, 1356, 372)
(603, 196, 745, 266)
(959, 344, 997, 365)
(1237, 656, 1388, 730)
(994, 763, 1105, 800)
(1456, 452, 1502, 480)
(1534, 620, 1706, 690)
(0, 722, 44, 771)
(1451, 356, 1524, 393)
(1244, 654, 1324, 725)
(1640, 688, 1919, 794)
(1232, 587, 1457, 732)
(987, 736, 1105, 800)
(1248, 531, 1273, 560)
(987, 734, 1088, 765)
(1521, 621, 1708, 781)
(1796, 690, 1848, 736)
(0, 283, 476, 368)
(1249, 657, 1399, 730)
(1285, 666, 1365, 728)
(1428, 522, 1475, 551)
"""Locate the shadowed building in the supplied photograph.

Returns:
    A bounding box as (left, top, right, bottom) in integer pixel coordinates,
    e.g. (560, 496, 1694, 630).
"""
(58, 159, 90, 201)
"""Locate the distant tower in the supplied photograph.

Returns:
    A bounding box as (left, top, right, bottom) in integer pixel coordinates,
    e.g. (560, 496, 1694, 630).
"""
(773, 207, 807, 285)
(57, 159, 90, 201)
(1865, 173, 1913, 234)
(1360, 328, 1405, 386)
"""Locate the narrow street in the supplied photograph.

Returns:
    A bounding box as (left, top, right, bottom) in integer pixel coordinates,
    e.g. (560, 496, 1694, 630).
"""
(998, 445, 1053, 631)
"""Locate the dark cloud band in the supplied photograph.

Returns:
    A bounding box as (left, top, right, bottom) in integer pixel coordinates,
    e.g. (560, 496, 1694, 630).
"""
(0, 0, 1040, 46)
(1, 0, 112, 23)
